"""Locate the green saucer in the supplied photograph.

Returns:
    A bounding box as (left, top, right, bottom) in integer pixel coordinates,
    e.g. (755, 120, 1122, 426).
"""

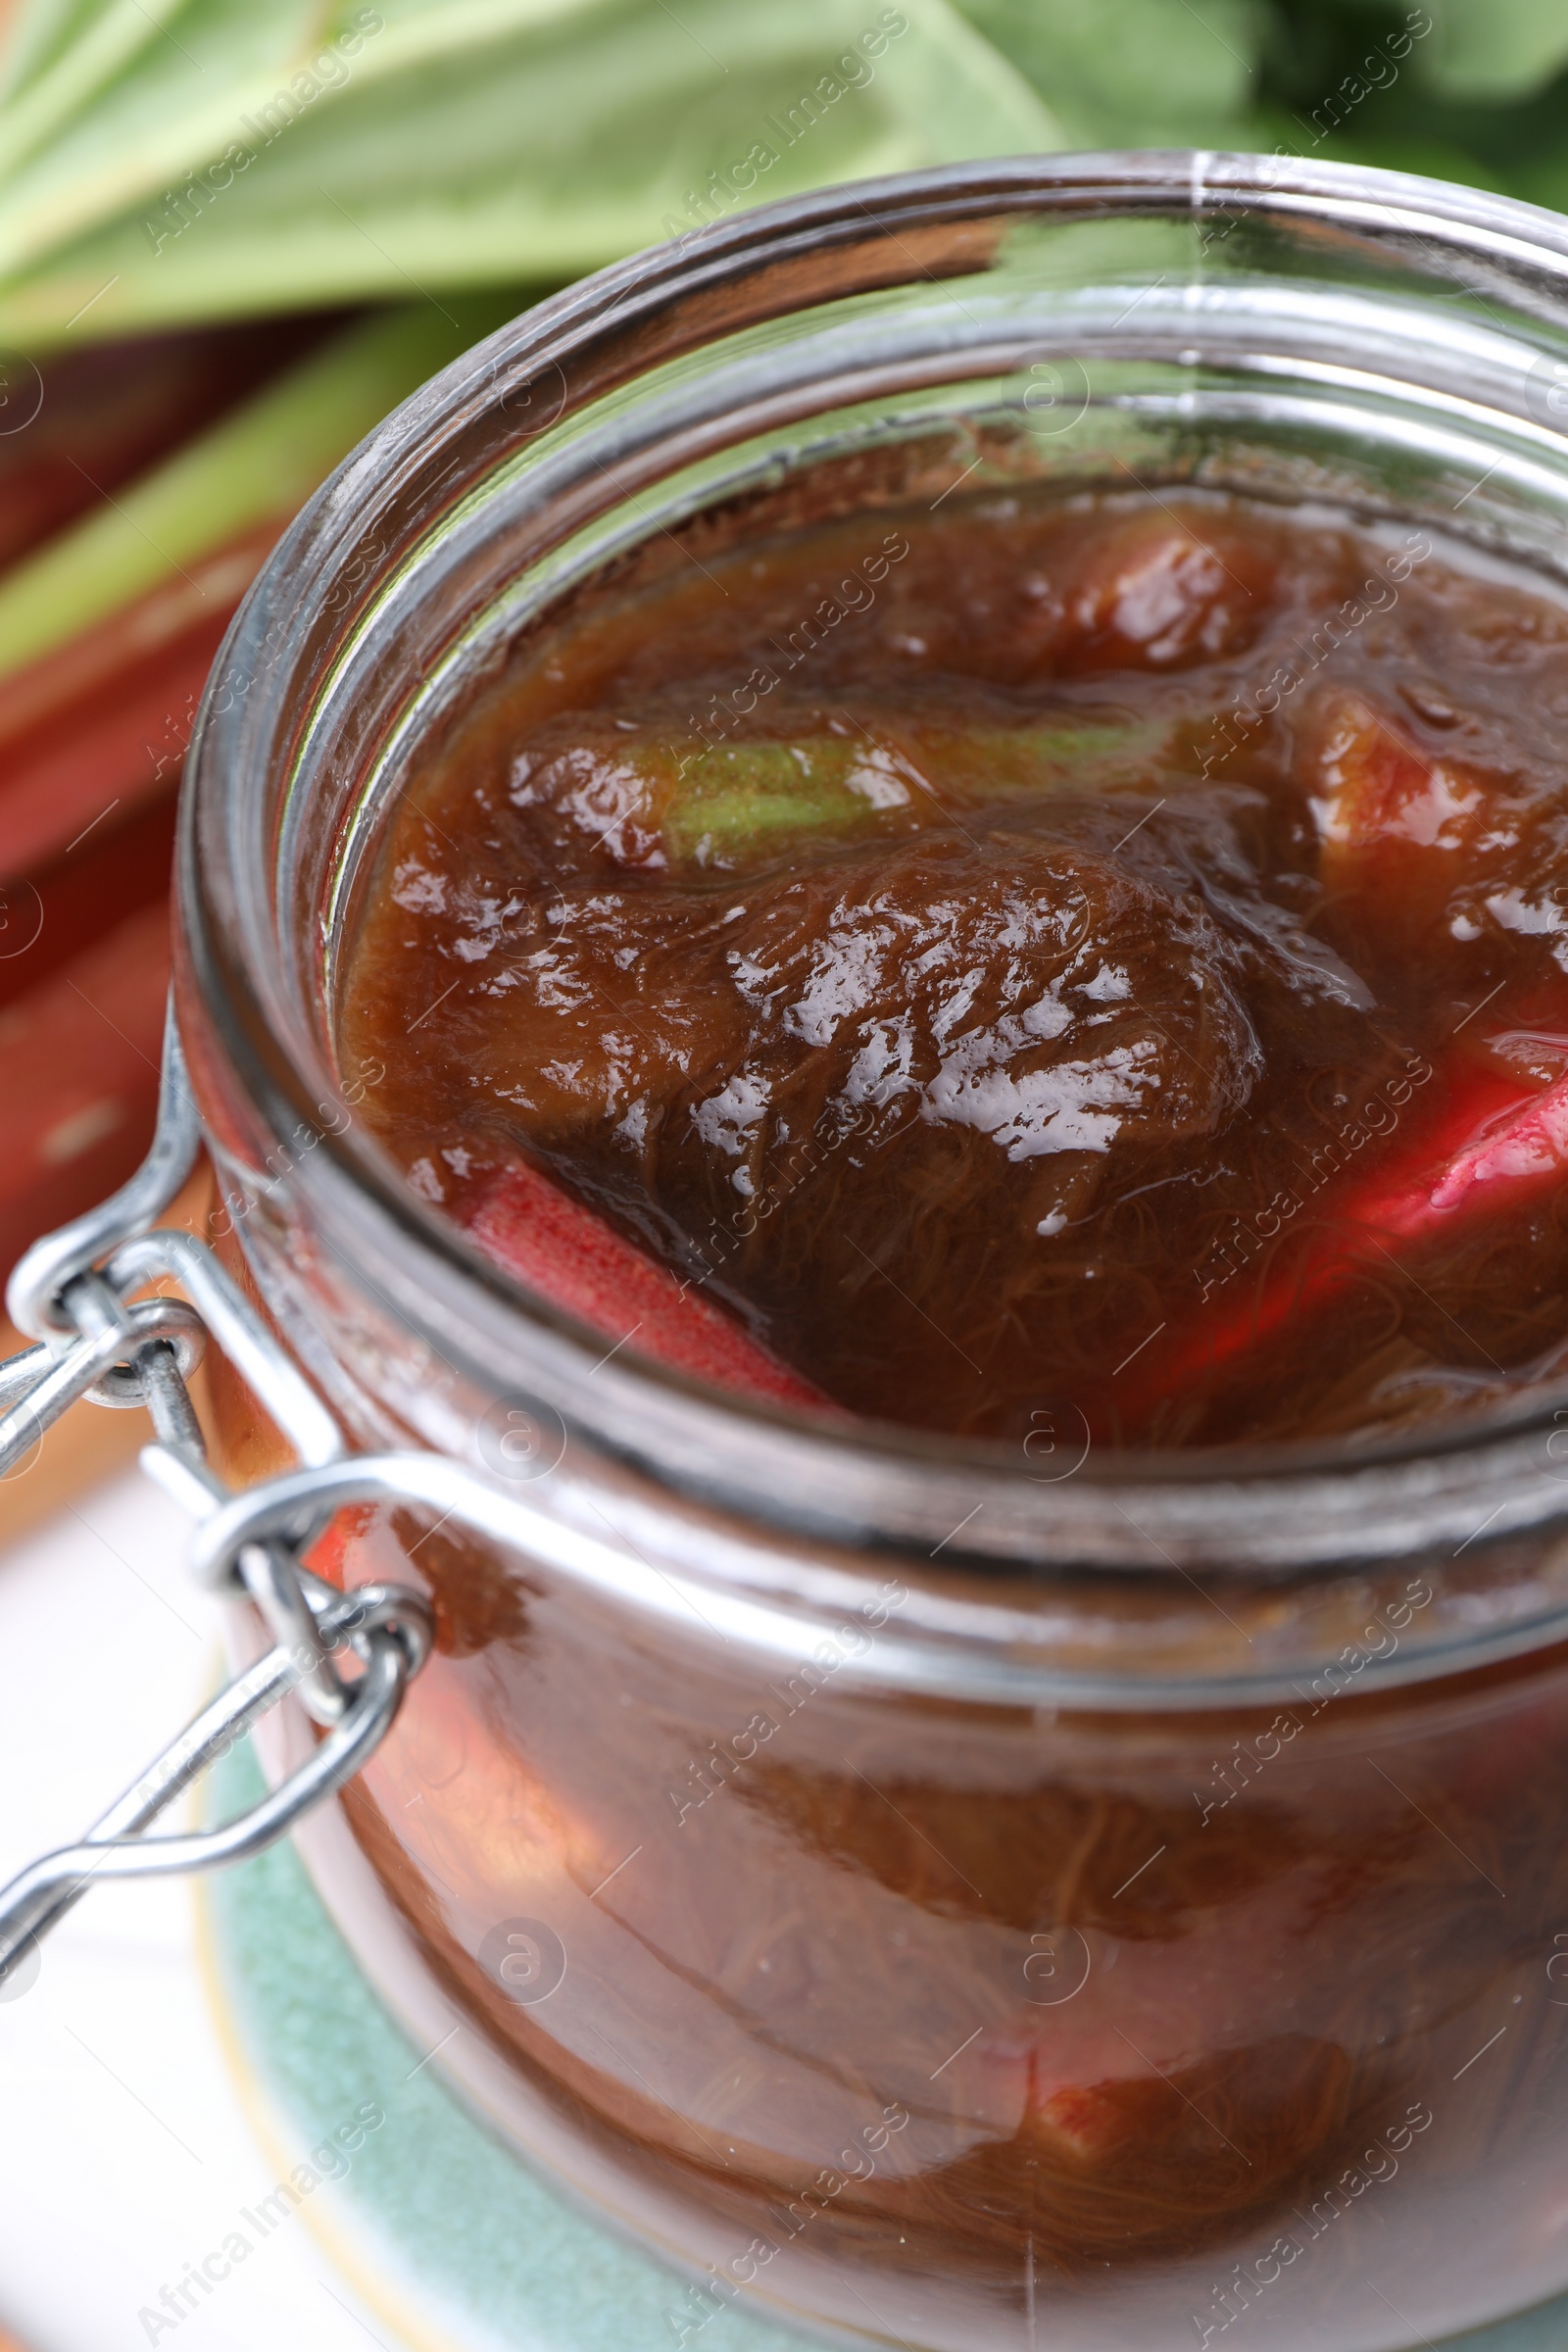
(200, 1746, 808, 2352)
(200, 1748, 1568, 2352)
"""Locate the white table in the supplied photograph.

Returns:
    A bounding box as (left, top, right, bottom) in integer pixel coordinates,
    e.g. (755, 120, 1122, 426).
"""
(0, 1469, 406, 2352)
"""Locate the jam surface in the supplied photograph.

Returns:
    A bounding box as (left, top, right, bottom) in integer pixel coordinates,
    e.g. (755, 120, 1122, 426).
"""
(342, 489, 1568, 1446)
(315, 484, 1568, 2346)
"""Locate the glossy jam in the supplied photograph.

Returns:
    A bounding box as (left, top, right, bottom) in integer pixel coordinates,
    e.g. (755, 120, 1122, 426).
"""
(293, 488, 1568, 2349)
(295, 1495, 1568, 2352)
(342, 490, 1568, 1447)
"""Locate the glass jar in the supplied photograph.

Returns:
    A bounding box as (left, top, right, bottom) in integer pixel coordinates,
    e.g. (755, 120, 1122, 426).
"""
(179, 155, 1568, 2351)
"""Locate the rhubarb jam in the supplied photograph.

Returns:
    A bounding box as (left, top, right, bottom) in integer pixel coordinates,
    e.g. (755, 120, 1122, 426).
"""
(342, 489, 1568, 1447)
(317, 485, 1568, 2348)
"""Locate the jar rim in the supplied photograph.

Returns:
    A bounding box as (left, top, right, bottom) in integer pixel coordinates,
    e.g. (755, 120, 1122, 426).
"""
(177, 149, 1568, 1580)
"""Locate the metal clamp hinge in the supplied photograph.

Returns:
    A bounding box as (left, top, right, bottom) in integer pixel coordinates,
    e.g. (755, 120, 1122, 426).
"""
(0, 1006, 434, 1985)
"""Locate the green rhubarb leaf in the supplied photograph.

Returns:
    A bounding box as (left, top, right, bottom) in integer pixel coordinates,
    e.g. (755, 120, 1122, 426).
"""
(955, 0, 1261, 145)
(0, 0, 1060, 342)
(0, 0, 211, 178)
(1417, 0, 1568, 101)
(0, 295, 513, 678)
(0, 0, 139, 110)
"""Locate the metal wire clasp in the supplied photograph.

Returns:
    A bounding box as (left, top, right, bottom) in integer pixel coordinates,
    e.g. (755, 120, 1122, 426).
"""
(0, 1007, 433, 1986)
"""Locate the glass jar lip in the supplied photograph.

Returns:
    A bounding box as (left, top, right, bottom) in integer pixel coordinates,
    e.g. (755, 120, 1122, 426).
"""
(179, 148, 1568, 1569)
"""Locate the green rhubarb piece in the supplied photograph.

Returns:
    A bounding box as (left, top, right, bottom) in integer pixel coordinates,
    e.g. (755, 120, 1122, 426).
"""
(657, 716, 1173, 867)
(662, 740, 890, 867)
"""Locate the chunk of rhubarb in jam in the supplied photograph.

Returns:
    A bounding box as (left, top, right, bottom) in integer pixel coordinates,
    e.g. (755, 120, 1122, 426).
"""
(462, 1156, 825, 1407)
(1311, 692, 1485, 904)
(1033, 2033, 1353, 2183)
(1060, 513, 1274, 671)
(511, 709, 1174, 875)
(1120, 1052, 1568, 1414)
(1376, 1064, 1568, 1236)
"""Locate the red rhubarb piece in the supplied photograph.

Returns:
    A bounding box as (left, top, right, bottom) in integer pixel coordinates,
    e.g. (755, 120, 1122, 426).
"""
(464, 1159, 827, 1409)
(0, 519, 285, 882)
(1377, 1066, 1568, 1235)
(0, 316, 328, 578)
(1120, 1056, 1568, 1415)
(0, 898, 170, 1280)
(1062, 512, 1274, 672)
(1312, 691, 1484, 912)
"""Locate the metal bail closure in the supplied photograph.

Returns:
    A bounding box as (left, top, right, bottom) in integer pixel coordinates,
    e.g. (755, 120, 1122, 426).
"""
(0, 1004, 438, 1984)
(0, 1572, 431, 1985)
